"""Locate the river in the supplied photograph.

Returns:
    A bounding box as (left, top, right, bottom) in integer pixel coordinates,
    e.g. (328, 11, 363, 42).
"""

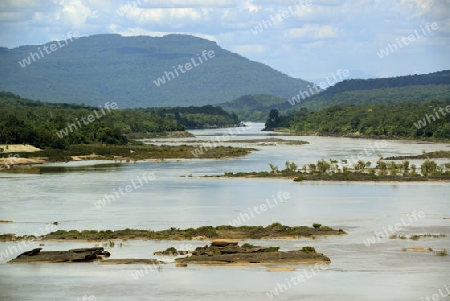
(1, 124, 449, 301)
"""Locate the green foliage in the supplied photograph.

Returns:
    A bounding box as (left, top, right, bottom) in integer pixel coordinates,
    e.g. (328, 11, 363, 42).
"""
(264, 109, 291, 130)
(299, 70, 450, 112)
(194, 226, 218, 237)
(268, 163, 279, 173)
(320, 226, 333, 231)
(165, 247, 177, 253)
(284, 160, 297, 172)
(317, 159, 331, 173)
(275, 99, 450, 141)
(301, 246, 316, 253)
(0, 92, 244, 148)
(270, 222, 283, 227)
(421, 160, 439, 176)
(241, 243, 255, 248)
(264, 247, 280, 252)
(215, 225, 234, 230)
(312, 223, 322, 229)
(144, 105, 239, 129)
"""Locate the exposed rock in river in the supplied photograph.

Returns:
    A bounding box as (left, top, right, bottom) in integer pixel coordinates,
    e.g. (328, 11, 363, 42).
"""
(175, 241, 330, 265)
(8, 247, 108, 264)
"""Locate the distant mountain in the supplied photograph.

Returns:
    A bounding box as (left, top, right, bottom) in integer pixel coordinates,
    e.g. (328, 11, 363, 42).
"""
(0, 34, 311, 108)
(221, 70, 450, 122)
(298, 70, 450, 111)
(309, 69, 374, 86)
(219, 94, 290, 122)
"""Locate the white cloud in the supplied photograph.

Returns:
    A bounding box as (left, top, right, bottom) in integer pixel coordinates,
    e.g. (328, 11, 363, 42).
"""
(0, 0, 449, 78)
(54, 0, 98, 27)
(232, 44, 266, 55)
(284, 25, 340, 39)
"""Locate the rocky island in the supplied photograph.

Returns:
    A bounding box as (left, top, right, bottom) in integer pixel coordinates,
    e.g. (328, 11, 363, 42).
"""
(175, 241, 330, 265)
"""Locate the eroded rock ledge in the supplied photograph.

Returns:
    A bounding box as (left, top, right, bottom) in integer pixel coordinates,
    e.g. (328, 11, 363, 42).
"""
(8, 247, 109, 264)
(7, 242, 330, 266)
(175, 241, 330, 265)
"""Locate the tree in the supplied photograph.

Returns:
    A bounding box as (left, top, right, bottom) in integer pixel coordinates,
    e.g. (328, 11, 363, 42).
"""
(269, 163, 279, 173)
(265, 109, 280, 130)
(421, 160, 438, 176)
(317, 159, 330, 173)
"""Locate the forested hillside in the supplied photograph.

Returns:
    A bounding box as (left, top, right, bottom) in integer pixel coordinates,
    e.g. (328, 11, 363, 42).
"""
(146, 106, 239, 129)
(297, 70, 450, 111)
(0, 34, 311, 107)
(265, 99, 450, 141)
(0, 92, 240, 149)
(221, 71, 450, 121)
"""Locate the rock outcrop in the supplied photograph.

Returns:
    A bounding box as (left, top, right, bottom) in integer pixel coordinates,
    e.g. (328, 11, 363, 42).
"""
(175, 241, 330, 265)
(8, 247, 108, 263)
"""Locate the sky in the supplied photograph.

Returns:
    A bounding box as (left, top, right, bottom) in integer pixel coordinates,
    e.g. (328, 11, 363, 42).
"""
(0, 0, 449, 81)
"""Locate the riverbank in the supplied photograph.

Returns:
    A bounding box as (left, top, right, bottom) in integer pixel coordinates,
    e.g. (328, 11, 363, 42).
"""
(0, 143, 256, 170)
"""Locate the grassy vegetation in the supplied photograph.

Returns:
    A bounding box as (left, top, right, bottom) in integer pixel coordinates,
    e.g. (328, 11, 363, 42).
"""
(434, 249, 448, 256)
(1, 143, 256, 165)
(301, 246, 316, 253)
(1, 224, 346, 242)
(391, 233, 447, 240)
(218, 158, 450, 182)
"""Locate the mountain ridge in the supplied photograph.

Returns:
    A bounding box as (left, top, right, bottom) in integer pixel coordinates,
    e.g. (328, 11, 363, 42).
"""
(0, 34, 311, 108)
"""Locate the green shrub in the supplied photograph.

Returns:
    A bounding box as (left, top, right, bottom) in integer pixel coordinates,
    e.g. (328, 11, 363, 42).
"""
(435, 249, 448, 256)
(301, 246, 316, 253)
(320, 226, 333, 231)
(312, 223, 322, 229)
(216, 225, 234, 230)
(165, 247, 177, 253)
(265, 247, 280, 252)
(195, 226, 217, 237)
(241, 243, 255, 248)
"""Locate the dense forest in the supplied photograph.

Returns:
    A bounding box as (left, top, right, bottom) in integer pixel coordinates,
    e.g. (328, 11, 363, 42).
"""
(0, 92, 239, 149)
(265, 99, 450, 141)
(145, 106, 239, 129)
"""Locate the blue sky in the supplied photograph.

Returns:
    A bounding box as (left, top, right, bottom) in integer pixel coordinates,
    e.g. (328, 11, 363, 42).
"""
(0, 0, 449, 81)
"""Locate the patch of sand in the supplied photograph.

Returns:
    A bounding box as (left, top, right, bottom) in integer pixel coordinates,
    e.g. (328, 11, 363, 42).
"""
(0, 157, 45, 165)
(407, 248, 432, 252)
(71, 153, 99, 161)
(0, 144, 40, 153)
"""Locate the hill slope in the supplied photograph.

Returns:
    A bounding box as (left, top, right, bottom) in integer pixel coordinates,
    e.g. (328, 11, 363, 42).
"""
(0, 34, 310, 108)
(0, 92, 240, 148)
(295, 70, 450, 111)
(265, 99, 450, 141)
(221, 71, 450, 122)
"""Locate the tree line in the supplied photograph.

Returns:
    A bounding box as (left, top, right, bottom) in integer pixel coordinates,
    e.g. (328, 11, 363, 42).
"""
(265, 99, 450, 140)
(0, 92, 239, 149)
